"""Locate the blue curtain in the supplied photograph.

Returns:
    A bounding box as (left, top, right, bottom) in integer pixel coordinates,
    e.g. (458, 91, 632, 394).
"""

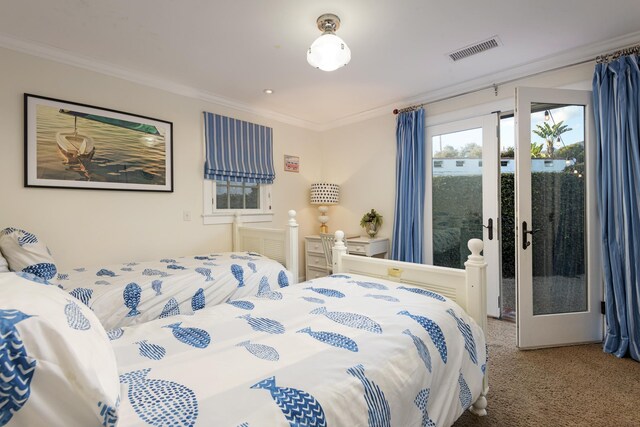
(593, 55, 640, 361)
(391, 108, 425, 263)
(203, 112, 275, 184)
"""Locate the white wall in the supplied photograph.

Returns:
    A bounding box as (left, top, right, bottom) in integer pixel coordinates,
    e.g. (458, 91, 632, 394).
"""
(320, 62, 595, 248)
(0, 47, 322, 271)
(0, 46, 597, 272)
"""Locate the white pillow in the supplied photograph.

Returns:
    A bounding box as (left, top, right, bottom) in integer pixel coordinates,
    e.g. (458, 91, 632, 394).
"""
(0, 272, 120, 426)
(0, 228, 57, 280)
(0, 251, 8, 272)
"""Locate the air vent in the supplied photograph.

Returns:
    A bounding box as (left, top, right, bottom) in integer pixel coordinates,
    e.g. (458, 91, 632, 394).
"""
(448, 36, 501, 62)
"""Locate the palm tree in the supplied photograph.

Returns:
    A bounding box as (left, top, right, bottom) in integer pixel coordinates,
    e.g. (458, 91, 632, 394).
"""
(532, 121, 572, 158)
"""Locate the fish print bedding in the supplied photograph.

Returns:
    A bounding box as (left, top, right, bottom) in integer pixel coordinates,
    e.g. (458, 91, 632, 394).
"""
(111, 273, 487, 427)
(50, 252, 291, 330)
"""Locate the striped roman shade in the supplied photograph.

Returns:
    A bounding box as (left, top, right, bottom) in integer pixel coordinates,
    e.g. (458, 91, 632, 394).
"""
(203, 112, 275, 184)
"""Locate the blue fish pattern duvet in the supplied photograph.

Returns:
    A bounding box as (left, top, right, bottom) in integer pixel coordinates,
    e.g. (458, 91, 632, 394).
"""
(110, 273, 486, 427)
(49, 252, 293, 330)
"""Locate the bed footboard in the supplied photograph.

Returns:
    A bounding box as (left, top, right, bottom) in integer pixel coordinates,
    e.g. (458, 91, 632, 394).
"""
(332, 230, 489, 416)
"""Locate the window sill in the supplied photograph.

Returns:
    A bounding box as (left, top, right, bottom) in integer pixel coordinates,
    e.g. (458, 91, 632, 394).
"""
(202, 212, 274, 225)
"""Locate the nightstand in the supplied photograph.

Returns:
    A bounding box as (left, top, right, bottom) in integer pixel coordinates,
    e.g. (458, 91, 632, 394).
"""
(304, 235, 389, 280)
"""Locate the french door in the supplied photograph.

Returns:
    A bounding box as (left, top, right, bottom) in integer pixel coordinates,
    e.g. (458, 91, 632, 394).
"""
(425, 114, 500, 317)
(515, 87, 602, 348)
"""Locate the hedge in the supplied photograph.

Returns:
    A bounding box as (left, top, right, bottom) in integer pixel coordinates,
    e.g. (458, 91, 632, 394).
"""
(432, 172, 585, 277)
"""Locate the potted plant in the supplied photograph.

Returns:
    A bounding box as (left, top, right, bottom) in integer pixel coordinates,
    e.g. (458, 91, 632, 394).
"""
(360, 209, 383, 238)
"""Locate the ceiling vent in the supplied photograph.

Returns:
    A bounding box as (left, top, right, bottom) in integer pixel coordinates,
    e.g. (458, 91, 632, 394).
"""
(448, 36, 501, 62)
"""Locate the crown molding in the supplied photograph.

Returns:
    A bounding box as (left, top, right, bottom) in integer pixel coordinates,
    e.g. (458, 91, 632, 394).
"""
(1, 30, 639, 133)
(0, 33, 324, 131)
(320, 30, 640, 131)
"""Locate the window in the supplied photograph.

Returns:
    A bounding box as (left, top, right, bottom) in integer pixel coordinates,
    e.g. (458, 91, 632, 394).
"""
(216, 180, 260, 210)
(202, 112, 275, 224)
(203, 180, 272, 224)
(433, 160, 443, 168)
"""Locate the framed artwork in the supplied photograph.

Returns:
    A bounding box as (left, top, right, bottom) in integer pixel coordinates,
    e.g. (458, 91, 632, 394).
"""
(24, 93, 173, 192)
(284, 155, 299, 173)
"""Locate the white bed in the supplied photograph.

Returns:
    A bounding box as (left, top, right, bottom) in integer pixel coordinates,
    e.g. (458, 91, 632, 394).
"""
(332, 230, 489, 417)
(1, 230, 489, 427)
(49, 211, 300, 330)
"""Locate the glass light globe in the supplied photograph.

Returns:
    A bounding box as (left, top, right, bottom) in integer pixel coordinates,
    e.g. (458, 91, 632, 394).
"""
(307, 33, 351, 72)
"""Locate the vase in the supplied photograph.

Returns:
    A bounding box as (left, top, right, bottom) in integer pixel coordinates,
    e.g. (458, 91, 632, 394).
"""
(366, 222, 378, 238)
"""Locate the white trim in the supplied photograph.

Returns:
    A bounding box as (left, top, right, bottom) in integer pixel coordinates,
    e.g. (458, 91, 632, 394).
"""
(2, 30, 639, 131)
(202, 180, 273, 225)
(203, 212, 274, 225)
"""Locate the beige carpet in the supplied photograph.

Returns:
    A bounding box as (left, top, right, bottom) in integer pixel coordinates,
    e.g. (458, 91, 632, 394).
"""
(453, 318, 640, 427)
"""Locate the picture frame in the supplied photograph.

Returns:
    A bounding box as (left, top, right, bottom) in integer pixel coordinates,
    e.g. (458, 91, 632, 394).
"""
(24, 93, 173, 192)
(284, 155, 300, 173)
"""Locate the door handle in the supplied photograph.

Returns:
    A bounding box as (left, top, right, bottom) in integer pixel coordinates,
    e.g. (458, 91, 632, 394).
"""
(521, 221, 540, 250)
(483, 218, 494, 241)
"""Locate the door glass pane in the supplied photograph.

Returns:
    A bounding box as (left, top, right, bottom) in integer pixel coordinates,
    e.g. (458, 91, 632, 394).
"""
(530, 103, 587, 315)
(432, 128, 483, 268)
(500, 116, 516, 320)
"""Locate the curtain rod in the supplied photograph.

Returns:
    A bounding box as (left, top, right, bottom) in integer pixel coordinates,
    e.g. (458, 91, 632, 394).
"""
(392, 42, 640, 115)
(595, 44, 640, 64)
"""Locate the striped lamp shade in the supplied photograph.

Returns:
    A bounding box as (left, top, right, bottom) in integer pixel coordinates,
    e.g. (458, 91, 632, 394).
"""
(310, 183, 340, 205)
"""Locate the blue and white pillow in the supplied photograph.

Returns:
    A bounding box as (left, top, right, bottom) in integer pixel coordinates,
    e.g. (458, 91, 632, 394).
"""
(0, 228, 57, 280)
(0, 251, 8, 273)
(0, 273, 120, 426)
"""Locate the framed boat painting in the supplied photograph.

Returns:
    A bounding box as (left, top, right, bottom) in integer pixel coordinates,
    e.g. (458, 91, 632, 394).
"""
(24, 94, 173, 192)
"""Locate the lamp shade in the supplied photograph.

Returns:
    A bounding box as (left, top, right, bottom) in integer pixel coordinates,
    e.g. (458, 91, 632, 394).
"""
(310, 183, 340, 205)
(307, 33, 351, 72)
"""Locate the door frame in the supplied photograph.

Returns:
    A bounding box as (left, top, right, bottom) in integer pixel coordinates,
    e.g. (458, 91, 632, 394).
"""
(515, 87, 603, 348)
(425, 114, 501, 317)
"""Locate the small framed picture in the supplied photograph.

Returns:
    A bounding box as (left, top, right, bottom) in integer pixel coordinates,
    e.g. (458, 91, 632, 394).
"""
(284, 155, 300, 173)
(24, 93, 173, 192)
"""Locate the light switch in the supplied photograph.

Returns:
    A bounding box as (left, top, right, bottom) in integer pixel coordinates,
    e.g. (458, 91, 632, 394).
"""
(183, 211, 192, 221)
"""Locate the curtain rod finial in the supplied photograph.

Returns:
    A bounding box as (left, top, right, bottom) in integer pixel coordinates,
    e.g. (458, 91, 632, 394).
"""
(393, 109, 399, 115)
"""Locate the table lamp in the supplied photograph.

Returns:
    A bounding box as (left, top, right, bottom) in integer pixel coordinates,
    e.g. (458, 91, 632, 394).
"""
(310, 183, 340, 233)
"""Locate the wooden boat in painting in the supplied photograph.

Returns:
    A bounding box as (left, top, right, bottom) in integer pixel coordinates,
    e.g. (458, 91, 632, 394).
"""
(55, 115, 96, 163)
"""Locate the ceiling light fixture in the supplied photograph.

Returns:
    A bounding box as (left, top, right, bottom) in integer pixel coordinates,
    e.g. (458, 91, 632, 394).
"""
(263, 89, 274, 94)
(307, 13, 351, 72)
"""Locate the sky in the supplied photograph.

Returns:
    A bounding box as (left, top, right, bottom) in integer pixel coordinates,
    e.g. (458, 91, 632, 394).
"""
(431, 105, 585, 156)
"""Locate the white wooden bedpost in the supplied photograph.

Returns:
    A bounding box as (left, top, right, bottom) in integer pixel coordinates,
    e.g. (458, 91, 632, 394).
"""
(332, 230, 347, 273)
(465, 238, 489, 417)
(232, 212, 242, 251)
(286, 210, 299, 284)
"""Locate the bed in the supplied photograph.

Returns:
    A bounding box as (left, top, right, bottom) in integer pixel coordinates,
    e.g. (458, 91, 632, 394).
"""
(47, 210, 300, 330)
(0, 231, 488, 427)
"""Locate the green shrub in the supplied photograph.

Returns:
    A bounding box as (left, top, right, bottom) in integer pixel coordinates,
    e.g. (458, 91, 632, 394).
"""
(432, 172, 585, 277)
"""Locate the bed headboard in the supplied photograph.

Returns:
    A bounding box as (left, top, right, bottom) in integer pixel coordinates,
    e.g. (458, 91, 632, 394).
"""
(331, 230, 487, 333)
(232, 210, 299, 284)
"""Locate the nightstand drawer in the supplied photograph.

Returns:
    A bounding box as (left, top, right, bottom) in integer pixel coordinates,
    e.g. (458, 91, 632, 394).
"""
(307, 253, 328, 268)
(306, 240, 324, 255)
(348, 243, 366, 255)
